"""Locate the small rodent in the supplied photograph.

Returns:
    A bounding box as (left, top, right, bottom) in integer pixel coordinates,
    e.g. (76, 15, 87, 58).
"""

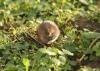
(37, 20, 60, 44)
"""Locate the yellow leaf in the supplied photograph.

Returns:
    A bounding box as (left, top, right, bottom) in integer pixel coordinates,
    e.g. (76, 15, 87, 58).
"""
(22, 58, 30, 71)
(12, 29, 16, 35)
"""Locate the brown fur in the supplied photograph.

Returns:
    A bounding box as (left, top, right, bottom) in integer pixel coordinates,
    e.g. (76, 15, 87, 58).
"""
(37, 20, 60, 44)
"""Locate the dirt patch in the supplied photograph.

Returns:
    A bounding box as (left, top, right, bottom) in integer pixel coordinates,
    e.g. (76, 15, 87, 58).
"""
(82, 59, 100, 68)
(75, 16, 100, 33)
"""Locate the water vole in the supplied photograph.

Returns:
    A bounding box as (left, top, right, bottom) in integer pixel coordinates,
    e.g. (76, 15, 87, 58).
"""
(37, 20, 60, 44)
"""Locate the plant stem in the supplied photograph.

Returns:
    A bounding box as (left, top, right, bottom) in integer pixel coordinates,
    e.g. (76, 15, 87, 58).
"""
(79, 36, 100, 62)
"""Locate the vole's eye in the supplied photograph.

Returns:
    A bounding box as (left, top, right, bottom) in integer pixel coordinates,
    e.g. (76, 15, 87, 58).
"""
(44, 30, 49, 35)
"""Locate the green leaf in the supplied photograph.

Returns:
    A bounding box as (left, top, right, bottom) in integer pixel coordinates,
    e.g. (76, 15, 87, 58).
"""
(39, 47, 65, 56)
(79, 0, 88, 5)
(39, 67, 49, 71)
(62, 49, 74, 56)
(39, 48, 57, 56)
(51, 58, 61, 66)
(4, 64, 18, 71)
(82, 32, 100, 39)
(92, 42, 100, 57)
(59, 56, 66, 65)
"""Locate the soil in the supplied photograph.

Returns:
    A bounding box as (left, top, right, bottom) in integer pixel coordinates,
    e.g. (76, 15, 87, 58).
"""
(75, 16, 100, 33)
(82, 59, 100, 68)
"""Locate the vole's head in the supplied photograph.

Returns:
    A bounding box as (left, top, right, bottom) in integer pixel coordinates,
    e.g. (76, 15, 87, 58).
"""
(37, 20, 60, 44)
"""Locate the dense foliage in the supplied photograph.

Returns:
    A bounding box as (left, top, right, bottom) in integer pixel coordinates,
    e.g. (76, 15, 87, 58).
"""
(0, 0, 100, 71)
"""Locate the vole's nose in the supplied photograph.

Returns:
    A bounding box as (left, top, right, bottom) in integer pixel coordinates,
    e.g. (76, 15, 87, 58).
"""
(48, 32, 52, 36)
